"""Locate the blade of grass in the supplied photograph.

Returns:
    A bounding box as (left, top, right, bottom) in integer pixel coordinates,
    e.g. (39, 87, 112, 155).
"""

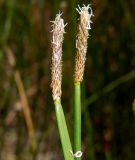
(84, 70, 135, 107)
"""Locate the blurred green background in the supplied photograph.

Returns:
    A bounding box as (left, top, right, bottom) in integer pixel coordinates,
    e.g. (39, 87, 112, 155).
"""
(0, 0, 135, 160)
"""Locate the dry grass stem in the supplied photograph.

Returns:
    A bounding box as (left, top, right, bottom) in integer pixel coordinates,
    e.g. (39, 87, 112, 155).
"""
(4, 47, 36, 150)
(51, 12, 66, 101)
(74, 4, 94, 83)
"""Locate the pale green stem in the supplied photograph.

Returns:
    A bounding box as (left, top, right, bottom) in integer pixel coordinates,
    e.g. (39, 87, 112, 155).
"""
(54, 99, 74, 160)
(74, 83, 81, 160)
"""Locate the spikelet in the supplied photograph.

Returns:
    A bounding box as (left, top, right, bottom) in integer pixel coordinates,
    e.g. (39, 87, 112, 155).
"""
(74, 4, 94, 83)
(51, 12, 66, 101)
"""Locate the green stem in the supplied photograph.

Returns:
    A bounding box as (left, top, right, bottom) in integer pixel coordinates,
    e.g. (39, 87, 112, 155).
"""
(105, 152, 112, 160)
(54, 99, 74, 160)
(74, 83, 81, 160)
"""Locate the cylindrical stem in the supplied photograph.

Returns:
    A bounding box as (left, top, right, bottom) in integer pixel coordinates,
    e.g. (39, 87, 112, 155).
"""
(55, 99, 74, 160)
(74, 83, 81, 160)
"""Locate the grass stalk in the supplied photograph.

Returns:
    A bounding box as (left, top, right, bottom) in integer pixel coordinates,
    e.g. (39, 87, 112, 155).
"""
(74, 4, 93, 159)
(74, 82, 81, 160)
(51, 12, 74, 160)
(55, 99, 74, 160)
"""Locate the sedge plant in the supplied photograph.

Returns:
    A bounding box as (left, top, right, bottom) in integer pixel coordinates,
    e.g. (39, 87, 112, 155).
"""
(51, 4, 93, 160)
(51, 12, 74, 160)
(74, 5, 94, 160)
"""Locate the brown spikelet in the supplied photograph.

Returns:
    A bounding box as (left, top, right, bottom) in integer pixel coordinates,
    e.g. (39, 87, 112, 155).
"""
(74, 4, 94, 83)
(51, 12, 66, 101)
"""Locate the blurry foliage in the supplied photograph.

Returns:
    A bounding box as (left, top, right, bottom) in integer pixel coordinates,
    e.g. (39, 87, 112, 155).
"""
(0, 0, 135, 160)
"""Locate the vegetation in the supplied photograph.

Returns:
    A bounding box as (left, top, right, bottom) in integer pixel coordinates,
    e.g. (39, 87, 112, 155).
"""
(0, 0, 135, 160)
